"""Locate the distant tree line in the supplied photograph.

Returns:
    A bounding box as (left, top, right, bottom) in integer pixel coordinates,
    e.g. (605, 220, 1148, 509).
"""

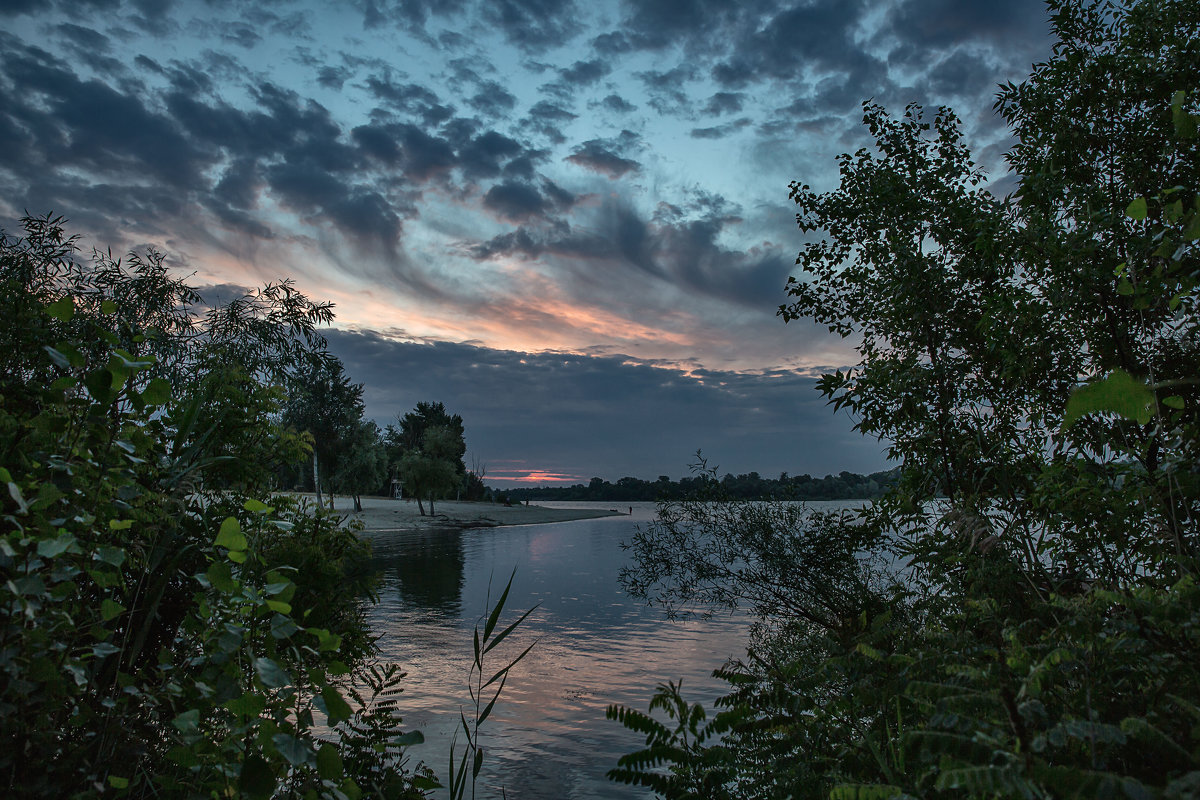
(497, 467, 898, 502)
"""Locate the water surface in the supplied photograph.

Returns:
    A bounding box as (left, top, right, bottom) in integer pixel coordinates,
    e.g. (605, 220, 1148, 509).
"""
(362, 501, 748, 798)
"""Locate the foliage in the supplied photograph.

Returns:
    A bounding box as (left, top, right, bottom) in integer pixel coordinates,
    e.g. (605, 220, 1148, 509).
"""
(388, 401, 467, 478)
(331, 418, 389, 512)
(282, 356, 367, 507)
(503, 465, 898, 502)
(0, 216, 428, 798)
(610, 1, 1200, 798)
(391, 407, 468, 515)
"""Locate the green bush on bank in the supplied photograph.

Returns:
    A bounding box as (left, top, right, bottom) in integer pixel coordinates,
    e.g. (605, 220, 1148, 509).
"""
(0, 216, 432, 798)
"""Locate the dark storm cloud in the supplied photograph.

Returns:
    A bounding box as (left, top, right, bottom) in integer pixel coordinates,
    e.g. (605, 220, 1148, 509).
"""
(609, 0, 750, 53)
(324, 330, 886, 480)
(564, 131, 642, 178)
(325, 190, 403, 251)
(0, 0, 40, 15)
(0, 41, 203, 189)
(456, 130, 526, 179)
(708, 0, 888, 107)
(0, 33, 425, 255)
(922, 49, 996, 99)
(218, 22, 262, 49)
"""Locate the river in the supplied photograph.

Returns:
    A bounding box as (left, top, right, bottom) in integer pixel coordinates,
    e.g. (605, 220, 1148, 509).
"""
(360, 499, 856, 798)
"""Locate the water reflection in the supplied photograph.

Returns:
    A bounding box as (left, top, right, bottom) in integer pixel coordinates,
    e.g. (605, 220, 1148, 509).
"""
(372, 528, 465, 613)
(360, 503, 749, 799)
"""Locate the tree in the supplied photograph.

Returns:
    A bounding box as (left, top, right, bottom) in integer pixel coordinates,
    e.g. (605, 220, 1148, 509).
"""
(387, 401, 467, 479)
(398, 424, 462, 516)
(611, 1, 1200, 797)
(0, 215, 432, 797)
(283, 356, 365, 508)
(331, 419, 388, 512)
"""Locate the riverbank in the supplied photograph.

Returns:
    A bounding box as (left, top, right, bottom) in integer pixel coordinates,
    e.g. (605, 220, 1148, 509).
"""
(315, 495, 624, 532)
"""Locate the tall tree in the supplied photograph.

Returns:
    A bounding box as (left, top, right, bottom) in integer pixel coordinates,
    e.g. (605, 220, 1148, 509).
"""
(387, 401, 467, 478)
(331, 418, 387, 512)
(397, 424, 461, 516)
(283, 355, 365, 508)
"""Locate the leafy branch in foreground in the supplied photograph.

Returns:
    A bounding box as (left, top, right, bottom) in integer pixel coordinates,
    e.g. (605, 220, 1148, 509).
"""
(0, 215, 429, 798)
(610, 1, 1200, 798)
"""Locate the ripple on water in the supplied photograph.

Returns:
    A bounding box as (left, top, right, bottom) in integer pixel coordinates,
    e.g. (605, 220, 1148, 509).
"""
(361, 508, 750, 799)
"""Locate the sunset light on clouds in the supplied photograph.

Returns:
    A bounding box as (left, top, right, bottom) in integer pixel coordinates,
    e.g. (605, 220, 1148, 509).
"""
(0, 0, 1054, 484)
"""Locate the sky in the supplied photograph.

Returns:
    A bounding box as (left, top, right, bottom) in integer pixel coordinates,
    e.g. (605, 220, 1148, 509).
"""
(0, 0, 1054, 486)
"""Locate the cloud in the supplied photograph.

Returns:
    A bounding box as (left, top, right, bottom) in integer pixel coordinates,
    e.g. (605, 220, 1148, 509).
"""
(325, 329, 888, 481)
(482, 0, 582, 52)
(467, 80, 518, 118)
(636, 65, 698, 116)
(564, 131, 642, 178)
(595, 93, 636, 113)
(523, 99, 577, 143)
(482, 181, 548, 222)
(689, 117, 751, 139)
(703, 91, 744, 115)
(557, 58, 610, 86)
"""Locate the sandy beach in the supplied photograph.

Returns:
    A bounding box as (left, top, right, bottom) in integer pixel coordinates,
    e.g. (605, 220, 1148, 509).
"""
(315, 494, 624, 532)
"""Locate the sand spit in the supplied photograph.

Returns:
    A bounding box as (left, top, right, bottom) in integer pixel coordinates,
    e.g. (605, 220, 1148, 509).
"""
(310, 495, 623, 533)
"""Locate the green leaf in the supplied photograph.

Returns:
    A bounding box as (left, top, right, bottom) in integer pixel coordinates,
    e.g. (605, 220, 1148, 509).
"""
(6, 480, 29, 514)
(215, 516, 247, 552)
(172, 709, 200, 734)
(316, 743, 343, 780)
(272, 733, 314, 767)
(100, 299, 118, 315)
(107, 776, 129, 789)
(205, 561, 239, 594)
(37, 534, 75, 558)
(140, 378, 171, 406)
(1163, 395, 1185, 409)
(307, 627, 342, 652)
(254, 657, 291, 689)
(109, 519, 133, 531)
(101, 599, 126, 621)
(95, 546, 127, 567)
(1063, 369, 1156, 428)
(830, 784, 903, 800)
(1126, 197, 1148, 220)
(243, 498, 274, 514)
(321, 685, 354, 726)
(45, 296, 74, 321)
(44, 346, 73, 369)
(224, 692, 267, 718)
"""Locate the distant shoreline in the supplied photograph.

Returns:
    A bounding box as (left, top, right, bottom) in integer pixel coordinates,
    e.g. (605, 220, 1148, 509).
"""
(306, 495, 623, 533)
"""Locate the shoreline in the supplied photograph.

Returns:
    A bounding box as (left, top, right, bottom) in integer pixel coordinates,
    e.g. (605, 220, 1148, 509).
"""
(311, 495, 624, 533)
